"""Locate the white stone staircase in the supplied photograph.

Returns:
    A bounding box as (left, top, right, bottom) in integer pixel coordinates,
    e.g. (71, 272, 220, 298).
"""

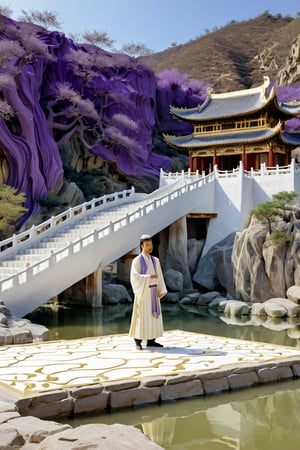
(1, 161, 299, 318)
(0, 173, 216, 317)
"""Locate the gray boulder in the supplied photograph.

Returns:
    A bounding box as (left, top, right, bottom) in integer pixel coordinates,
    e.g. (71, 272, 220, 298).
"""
(224, 300, 251, 317)
(164, 268, 184, 292)
(193, 233, 235, 293)
(187, 238, 205, 275)
(232, 221, 280, 302)
(287, 285, 300, 304)
(161, 218, 192, 290)
(0, 301, 49, 345)
(39, 423, 163, 449)
(102, 284, 132, 305)
(264, 298, 300, 318)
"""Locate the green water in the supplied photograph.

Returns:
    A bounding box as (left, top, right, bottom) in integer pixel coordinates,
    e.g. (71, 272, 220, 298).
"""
(27, 303, 300, 449)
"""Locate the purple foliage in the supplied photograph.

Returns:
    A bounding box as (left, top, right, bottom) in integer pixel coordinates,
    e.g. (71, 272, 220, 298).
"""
(276, 83, 300, 102)
(0, 16, 172, 224)
(1, 15, 299, 229)
(156, 68, 208, 134)
(276, 84, 300, 130)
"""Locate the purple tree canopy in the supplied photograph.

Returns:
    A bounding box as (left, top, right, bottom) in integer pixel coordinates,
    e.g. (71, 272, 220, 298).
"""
(0, 15, 299, 228)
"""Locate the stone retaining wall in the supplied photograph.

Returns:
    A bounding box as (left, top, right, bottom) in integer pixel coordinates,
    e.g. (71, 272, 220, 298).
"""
(15, 358, 300, 420)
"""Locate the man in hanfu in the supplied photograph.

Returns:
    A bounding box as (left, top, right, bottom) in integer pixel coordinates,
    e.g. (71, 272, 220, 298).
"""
(129, 234, 167, 350)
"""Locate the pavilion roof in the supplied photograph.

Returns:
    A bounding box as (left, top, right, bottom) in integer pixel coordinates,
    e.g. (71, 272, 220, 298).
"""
(170, 77, 300, 122)
(164, 122, 284, 149)
(281, 130, 300, 145)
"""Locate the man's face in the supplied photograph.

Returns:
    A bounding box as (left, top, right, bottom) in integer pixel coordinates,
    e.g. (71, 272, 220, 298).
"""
(141, 239, 153, 254)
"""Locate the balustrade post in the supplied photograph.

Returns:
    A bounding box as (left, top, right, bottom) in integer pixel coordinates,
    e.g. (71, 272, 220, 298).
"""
(29, 224, 36, 239)
(12, 234, 17, 247)
(213, 164, 218, 179)
(260, 163, 264, 175)
(291, 158, 295, 173)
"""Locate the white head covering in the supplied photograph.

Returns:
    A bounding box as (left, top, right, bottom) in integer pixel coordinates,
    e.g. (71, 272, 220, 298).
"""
(140, 234, 151, 240)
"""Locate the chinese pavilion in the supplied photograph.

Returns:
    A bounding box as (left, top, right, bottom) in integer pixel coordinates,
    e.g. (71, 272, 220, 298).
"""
(164, 77, 300, 172)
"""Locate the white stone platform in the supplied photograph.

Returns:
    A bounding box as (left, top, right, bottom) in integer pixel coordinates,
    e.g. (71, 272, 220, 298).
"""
(1, 330, 300, 418)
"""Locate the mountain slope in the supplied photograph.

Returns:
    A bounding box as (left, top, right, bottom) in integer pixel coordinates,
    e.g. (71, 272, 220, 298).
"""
(142, 13, 300, 91)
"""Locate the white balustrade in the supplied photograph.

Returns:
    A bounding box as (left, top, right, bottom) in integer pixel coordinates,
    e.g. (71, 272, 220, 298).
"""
(1, 161, 299, 301)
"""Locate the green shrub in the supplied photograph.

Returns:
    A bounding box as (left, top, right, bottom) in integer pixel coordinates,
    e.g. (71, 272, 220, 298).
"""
(270, 230, 291, 247)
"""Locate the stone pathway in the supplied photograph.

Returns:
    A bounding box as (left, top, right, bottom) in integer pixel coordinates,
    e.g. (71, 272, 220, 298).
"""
(1, 330, 300, 418)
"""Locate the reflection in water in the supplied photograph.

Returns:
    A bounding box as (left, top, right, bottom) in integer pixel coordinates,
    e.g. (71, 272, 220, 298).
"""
(142, 416, 177, 448)
(37, 303, 300, 449)
(27, 302, 300, 349)
(61, 379, 300, 449)
(150, 384, 300, 449)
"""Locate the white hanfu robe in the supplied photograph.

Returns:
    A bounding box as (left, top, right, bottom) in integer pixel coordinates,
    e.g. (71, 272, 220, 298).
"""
(129, 252, 167, 340)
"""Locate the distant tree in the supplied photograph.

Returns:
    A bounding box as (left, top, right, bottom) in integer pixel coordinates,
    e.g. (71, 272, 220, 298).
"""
(68, 32, 82, 44)
(121, 42, 152, 57)
(170, 42, 178, 48)
(272, 191, 297, 218)
(0, 184, 26, 236)
(250, 191, 298, 246)
(18, 9, 62, 29)
(0, 4, 12, 17)
(82, 30, 115, 49)
(251, 202, 281, 234)
(270, 229, 292, 247)
(43, 44, 141, 165)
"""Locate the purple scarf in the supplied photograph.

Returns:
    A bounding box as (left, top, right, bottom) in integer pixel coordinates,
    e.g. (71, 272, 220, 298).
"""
(140, 254, 160, 318)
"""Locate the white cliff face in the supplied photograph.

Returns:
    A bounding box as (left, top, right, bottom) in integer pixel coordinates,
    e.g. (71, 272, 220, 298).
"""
(231, 218, 300, 303)
(278, 34, 300, 86)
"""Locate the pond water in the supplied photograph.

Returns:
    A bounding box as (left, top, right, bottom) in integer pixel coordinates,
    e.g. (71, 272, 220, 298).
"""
(27, 303, 300, 449)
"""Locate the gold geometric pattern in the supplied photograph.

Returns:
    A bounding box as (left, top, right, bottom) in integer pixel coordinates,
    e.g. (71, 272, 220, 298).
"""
(0, 330, 299, 398)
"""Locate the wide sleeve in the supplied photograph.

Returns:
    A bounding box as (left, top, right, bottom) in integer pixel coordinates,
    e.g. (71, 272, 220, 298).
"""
(155, 258, 168, 299)
(130, 256, 150, 298)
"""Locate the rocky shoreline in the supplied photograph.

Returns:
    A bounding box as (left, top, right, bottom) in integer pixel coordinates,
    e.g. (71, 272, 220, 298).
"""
(0, 399, 163, 449)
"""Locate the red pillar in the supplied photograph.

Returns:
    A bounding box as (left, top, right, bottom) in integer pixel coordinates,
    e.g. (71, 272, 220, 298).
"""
(213, 147, 218, 167)
(268, 145, 274, 167)
(189, 154, 193, 171)
(242, 143, 248, 170)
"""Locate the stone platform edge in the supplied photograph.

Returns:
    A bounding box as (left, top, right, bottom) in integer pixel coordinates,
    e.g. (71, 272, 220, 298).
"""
(13, 357, 300, 420)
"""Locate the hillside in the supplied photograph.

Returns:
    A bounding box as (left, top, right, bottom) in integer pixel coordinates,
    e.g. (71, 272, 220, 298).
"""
(142, 13, 300, 92)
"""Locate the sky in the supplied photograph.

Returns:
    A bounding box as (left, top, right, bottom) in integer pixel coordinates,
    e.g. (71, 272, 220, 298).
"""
(5, 0, 300, 53)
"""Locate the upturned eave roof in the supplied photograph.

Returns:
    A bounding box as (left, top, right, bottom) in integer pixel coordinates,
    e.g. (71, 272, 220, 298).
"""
(281, 130, 300, 145)
(170, 77, 298, 122)
(276, 101, 300, 116)
(164, 122, 284, 149)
